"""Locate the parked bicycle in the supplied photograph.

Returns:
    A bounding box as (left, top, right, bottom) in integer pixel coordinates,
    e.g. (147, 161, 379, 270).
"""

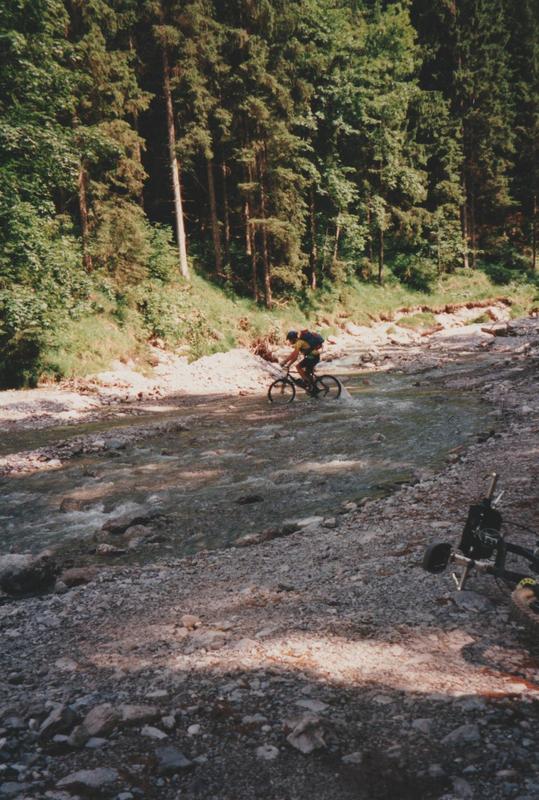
(267, 366, 342, 405)
(423, 472, 539, 635)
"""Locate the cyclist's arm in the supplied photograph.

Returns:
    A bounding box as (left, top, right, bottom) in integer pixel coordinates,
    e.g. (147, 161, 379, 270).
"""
(282, 348, 300, 368)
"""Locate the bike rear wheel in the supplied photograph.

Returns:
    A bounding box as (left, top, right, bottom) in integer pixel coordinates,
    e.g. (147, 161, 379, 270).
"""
(510, 582, 539, 639)
(314, 374, 342, 399)
(268, 378, 296, 404)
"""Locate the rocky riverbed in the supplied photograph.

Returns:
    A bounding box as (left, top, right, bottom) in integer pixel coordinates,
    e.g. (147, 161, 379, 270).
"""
(1, 312, 539, 800)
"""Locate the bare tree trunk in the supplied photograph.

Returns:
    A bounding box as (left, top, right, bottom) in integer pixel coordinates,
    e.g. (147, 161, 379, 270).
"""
(470, 187, 477, 269)
(532, 191, 537, 271)
(206, 156, 223, 275)
(129, 35, 145, 209)
(461, 172, 470, 269)
(332, 219, 341, 270)
(378, 226, 384, 285)
(221, 161, 230, 264)
(78, 162, 93, 272)
(309, 187, 317, 290)
(245, 164, 259, 301)
(367, 202, 374, 265)
(162, 45, 189, 280)
(258, 149, 272, 309)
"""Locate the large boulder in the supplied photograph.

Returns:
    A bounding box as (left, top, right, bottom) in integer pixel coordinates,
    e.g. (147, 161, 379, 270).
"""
(0, 550, 59, 595)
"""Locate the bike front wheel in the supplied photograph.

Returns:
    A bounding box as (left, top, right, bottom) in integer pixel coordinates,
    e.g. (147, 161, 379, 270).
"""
(314, 375, 342, 399)
(268, 378, 296, 404)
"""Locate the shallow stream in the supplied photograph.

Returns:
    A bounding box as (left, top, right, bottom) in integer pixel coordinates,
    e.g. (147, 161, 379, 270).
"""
(0, 367, 494, 561)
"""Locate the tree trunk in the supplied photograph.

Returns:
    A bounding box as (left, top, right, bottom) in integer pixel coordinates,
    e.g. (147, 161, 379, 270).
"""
(367, 202, 374, 265)
(532, 191, 537, 271)
(461, 172, 470, 269)
(245, 164, 259, 301)
(221, 161, 230, 263)
(78, 162, 93, 272)
(258, 149, 272, 309)
(470, 187, 477, 269)
(332, 218, 341, 270)
(378, 226, 384, 285)
(309, 187, 317, 290)
(162, 45, 189, 280)
(206, 156, 223, 275)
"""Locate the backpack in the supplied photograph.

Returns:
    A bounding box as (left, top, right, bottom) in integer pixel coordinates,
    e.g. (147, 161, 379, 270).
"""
(299, 330, 324, 351)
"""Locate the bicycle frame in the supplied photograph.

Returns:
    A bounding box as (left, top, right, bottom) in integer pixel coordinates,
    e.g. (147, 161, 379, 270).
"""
(423, 472, 539, 591)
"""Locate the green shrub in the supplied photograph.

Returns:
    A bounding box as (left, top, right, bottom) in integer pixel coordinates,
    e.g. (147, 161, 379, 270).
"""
(391, 254, 437, 292)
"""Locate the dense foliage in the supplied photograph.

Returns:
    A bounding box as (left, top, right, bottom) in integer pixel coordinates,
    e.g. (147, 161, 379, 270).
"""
(0, 0, 537, 385)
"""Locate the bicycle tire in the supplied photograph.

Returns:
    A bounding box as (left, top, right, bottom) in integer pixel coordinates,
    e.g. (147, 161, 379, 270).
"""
(510, 584, 539, 640)
(314, 374, 342, 399)
(268, 378, 296, 404)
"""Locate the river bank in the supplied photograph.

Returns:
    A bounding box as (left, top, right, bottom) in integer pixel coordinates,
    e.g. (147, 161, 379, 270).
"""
(1, 313, 538, 800)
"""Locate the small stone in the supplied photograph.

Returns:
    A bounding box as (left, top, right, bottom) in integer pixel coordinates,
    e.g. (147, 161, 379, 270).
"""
(452, 776, 474, 798)
(342, 751, 363, 765)
(82, 704, 119, 737)
(322, 517, 338, 529)
(256, 745, 279, 761)
(453, 591, 493, 613)
(85, 737, 108, 749)
(141, 725, 168, 740)
(180, 615, 201, 630)
(411, 718, 433, 735)
(57, 767, 119, 792)
(154, 746, 193, 775)
(187, 724, 201, 736)
(39, 705, 79, 740)
(186, 629, 228, 652)
(96, 543, 126, 556)
(295, 699, 329, 713)
(118, 704, 160, 725)
(442, 724, 481, 745)
(286, 715, 325, 754)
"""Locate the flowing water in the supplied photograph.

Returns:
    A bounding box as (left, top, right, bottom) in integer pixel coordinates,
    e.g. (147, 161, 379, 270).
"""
(0, 367, 495, 562)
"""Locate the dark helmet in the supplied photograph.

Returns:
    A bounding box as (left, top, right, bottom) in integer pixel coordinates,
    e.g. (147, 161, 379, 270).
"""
(286, 330, 298, 342)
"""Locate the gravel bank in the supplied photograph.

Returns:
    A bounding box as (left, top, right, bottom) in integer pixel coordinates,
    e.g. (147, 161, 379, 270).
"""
(1, 317, 539, 800)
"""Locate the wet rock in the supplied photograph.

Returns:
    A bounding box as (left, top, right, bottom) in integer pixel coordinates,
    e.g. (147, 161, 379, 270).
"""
(101, 512, 156, 535)
(59, 567, 99, 587)
(56, 767, 119, 792)
(322, 517, 338, 529)
(235, 494, 264, 505)
(0, 550, 58, 595)
(59, 497, 87, 512)
(154, 746, 193, 775)
(96, 543, 127, 557)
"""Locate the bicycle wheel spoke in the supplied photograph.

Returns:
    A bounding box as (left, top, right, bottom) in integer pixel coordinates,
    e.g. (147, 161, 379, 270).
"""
(314, 375, 342, 399)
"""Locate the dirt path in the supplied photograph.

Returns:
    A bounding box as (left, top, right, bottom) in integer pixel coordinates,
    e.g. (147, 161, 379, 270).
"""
(1, 316, 539, 800)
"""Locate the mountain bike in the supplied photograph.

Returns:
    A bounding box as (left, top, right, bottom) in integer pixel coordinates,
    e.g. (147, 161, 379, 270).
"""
(267, 366, 342, 405)
(422, 473, 539, 635)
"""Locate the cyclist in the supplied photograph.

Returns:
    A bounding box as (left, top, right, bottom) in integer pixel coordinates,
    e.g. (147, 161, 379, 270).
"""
(281, 329, 323, 390)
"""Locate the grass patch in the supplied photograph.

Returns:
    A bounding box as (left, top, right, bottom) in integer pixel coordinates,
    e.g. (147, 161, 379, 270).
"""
(39, 314, 148, 381)
(30, 267, 539, 383)
(396, 311, 437, 330)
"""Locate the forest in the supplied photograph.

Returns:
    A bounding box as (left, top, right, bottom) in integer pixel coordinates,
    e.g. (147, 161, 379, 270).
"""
(0, 0, 538, 386)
